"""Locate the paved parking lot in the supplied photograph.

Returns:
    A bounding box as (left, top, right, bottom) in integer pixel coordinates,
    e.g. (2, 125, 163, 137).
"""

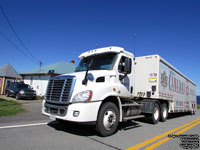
(0, 96, 199, 150)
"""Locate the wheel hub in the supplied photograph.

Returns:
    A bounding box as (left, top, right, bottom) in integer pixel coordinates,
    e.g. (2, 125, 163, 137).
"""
(163, 107, 167, 118)
(154, 107, 159, 120)
(103, 110, 116, 130)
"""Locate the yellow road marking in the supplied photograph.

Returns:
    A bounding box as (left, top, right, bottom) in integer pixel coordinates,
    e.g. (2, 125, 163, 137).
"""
(126, 118, 200, 150)
(144, 120, 200, 150)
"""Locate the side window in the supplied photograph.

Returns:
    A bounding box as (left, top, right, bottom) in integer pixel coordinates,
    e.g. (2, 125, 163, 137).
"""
(118, 56, 132, 74)
(118, 56, 126, 73)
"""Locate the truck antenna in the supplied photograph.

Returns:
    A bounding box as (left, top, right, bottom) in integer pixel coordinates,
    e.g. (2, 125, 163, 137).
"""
(133, 33, 136, 59)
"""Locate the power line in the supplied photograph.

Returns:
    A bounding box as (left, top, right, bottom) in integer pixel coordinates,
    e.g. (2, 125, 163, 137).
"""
(0, 4, 42, 65)
(0, 31, 40, 64)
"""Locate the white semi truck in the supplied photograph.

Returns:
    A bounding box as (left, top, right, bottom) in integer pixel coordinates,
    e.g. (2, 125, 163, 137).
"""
(42, 46, 196, 136)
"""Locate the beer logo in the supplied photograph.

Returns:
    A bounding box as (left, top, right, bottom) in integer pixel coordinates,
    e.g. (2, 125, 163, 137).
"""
(161, 71, 168, 87)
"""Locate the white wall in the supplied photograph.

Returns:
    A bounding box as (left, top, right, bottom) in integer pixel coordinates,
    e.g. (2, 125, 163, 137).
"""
(23, 75, 50, 96)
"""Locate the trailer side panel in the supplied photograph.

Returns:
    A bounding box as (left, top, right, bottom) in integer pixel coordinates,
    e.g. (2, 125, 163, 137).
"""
(135, 55, 196, 113)
(159, 58, 196, 112)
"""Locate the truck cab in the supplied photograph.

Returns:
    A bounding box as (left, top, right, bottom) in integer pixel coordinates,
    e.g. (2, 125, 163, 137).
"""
(42, 46, 137, 136)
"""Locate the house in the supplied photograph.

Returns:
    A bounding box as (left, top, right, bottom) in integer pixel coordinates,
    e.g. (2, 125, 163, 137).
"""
(20, 61, 76, 96)
(0, 64, 22, 95)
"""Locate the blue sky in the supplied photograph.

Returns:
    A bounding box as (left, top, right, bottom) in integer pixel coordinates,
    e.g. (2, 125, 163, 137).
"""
(0, 0, 200, 95)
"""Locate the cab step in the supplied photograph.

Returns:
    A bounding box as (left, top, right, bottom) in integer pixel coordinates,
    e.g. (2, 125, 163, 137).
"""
(121, 103, 143, 107)
(123, 115, 145, 122)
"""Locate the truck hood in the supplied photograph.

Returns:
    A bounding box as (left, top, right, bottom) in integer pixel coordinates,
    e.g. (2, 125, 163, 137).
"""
(53, 70, 118, 102)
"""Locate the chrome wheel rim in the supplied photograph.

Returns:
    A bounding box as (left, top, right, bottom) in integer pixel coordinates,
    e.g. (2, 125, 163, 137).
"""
(154, 107, 159, 120)
(103, 109, 116, 131)
(162, 107, 167, 118)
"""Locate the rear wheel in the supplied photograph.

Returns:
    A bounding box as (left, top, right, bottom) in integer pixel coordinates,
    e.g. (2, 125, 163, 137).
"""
(147, 103, 160, 124)
(95, 102, 119, 137)
(190, 104, 196, 115)
(160, 103, 168, 122)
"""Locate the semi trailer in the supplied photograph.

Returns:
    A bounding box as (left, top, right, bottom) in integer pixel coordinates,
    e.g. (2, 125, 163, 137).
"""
(42, 46, 196, 136)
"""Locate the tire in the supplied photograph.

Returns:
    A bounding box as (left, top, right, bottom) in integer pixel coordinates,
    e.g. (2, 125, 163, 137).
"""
(6, 92, 10, 97)
(192, 108, 196, 115)
(190, 105, 196, 115)
(16, 93, 20, 100)
(147, 103, 160, 124)
(95, 102, 119, 137)
(32, 97, 36, 100)
(160, 103, 168, 122)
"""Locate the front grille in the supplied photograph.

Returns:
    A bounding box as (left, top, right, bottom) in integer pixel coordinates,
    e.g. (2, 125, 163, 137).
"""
(46, 77, 74, 102)
(45, 102, 67, 116)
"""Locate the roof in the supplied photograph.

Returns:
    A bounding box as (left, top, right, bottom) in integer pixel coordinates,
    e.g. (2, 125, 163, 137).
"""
(78, 46, 125, 59)
(21, 61, 76, 75)
(79, 46, 134, 60)
(0, 64, 22, 78)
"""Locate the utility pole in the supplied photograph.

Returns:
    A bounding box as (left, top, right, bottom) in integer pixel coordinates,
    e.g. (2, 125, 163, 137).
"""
(134, 33, 136, 58)
(39, 61, 43, 72)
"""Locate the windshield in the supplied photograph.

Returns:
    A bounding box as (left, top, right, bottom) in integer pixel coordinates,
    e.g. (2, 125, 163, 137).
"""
(75, 53, 117, 72)
(17, 84, 31, 89)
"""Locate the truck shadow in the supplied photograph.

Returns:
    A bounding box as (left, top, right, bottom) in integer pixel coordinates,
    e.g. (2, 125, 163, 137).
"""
(47, 120, 142, 136)
(133, 112, 192, 124)
(47, 121, 96, 136)
(119, 121, 142, 131)
(47, 113, 192, 136)
(167, 112, 191, 120)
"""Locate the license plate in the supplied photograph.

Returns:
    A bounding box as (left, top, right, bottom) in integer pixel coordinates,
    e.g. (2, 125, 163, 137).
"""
(50, 114, 56, 120)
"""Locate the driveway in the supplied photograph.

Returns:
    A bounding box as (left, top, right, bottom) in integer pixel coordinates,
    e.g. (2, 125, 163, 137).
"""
(0, 95, 50, 125)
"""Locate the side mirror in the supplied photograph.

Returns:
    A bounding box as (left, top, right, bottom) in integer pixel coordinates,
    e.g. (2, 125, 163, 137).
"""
(124, 58, 131, 74)
(119, 58, 132, 81)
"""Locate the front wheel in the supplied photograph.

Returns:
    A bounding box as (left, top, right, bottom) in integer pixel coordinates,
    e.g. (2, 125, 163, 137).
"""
(16, 93, 21, 100)
(6, 92, 10, 97)
(95, 102, 119, 137)
(31, 97, 36, 100)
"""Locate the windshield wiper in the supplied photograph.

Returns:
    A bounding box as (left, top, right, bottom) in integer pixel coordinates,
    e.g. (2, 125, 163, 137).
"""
(82, 58, 93, 85)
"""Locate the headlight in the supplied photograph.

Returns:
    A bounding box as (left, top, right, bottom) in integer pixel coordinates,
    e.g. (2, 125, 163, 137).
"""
(72, 90, 93, 102)
(19, 90, 25, 94)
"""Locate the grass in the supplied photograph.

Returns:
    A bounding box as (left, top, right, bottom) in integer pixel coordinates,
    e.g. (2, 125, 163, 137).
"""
(0, 98, 25, 117)
(197, 105, 200, 110)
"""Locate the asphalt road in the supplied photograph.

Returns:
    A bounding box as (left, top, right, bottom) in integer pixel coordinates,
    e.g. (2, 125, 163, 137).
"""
(0, 97, 199, 150)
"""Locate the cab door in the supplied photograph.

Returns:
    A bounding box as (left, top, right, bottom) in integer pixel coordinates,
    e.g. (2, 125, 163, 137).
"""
(118, 55, 134, 97)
